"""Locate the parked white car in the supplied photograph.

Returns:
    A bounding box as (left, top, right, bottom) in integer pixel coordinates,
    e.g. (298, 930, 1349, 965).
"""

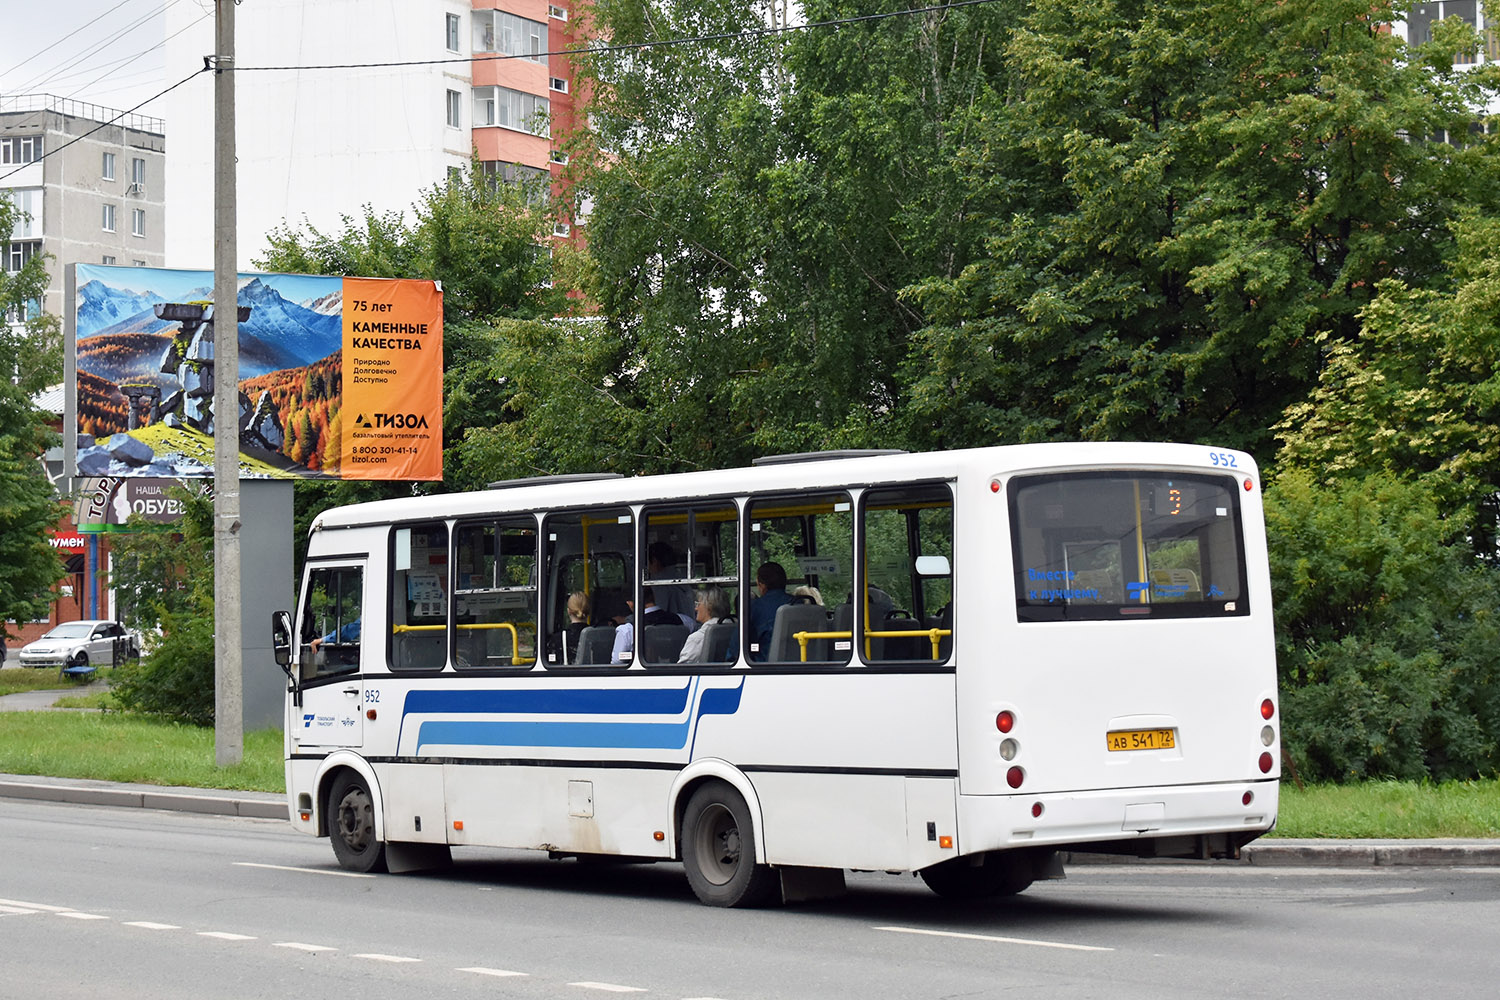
(17, 620, 136, 670)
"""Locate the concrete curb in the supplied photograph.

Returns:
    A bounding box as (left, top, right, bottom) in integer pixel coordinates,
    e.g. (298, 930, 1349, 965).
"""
(0, 775, 286, 820)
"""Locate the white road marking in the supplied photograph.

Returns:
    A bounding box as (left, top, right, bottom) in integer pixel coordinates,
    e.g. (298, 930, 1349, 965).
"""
(0, 898, 70, 912)
(198, 931, 257, 941)
(276, 942, 336, 952)
(124, 921, 181, 930)
(354, 953, 422, 963)
(234, 861, 375, 878)
(57, 911, 109, 920)
(459, 968, 530, 978)
(568, 983, 648, 993)
(0, 905, 41, 915)
(875, 925, 1113, 952)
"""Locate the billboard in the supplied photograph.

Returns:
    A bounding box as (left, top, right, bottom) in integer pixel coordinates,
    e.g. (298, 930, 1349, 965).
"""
(68, 265, 443, 481)
(74, 477, 190, 532)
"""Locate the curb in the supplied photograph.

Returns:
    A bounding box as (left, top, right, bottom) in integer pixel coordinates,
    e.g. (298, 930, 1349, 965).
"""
(0, 776, 286, 821)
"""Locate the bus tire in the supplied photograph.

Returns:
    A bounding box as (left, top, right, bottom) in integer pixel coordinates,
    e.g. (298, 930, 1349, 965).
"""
(680, 780, 778, 907)
(919, 850, 1036, 899)
(328, 771, 388, 873)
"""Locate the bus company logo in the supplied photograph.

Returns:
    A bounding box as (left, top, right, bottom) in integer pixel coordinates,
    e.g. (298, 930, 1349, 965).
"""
(302, 713, 335, 729)
(302, 713, 315, 728)
(353, 412, 429, 429)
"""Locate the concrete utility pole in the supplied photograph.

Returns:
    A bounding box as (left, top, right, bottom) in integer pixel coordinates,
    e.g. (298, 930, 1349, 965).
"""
(213, 0, 243, 766)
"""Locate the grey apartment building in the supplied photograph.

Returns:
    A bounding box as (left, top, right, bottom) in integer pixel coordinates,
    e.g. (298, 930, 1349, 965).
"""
(2, 95, 166, 328)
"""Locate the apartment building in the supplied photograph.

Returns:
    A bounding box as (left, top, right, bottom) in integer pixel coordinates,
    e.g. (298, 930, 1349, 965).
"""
(162, 0, 581, 270)
(1, 95, 167, 327)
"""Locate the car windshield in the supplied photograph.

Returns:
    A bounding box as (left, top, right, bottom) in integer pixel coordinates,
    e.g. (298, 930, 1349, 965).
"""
(44, 624, 94, 639)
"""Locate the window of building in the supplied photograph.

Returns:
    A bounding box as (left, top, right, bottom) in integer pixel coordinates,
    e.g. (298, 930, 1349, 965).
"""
(130, 157, 146, 193)
(4, 240, 41, 272)
(473, 86, 550, 136)
(454, 517, 538, 668)
(552, 221, 571, 237)
(0, 136, 43, 165)
(446, 11, 461, 52)
(1408, 1, 1481, 63)
(102, 152, 116, 180)
(131, 208, 145, 237)
(446, 89, 462, 128)
(549, 149, 569, 165)
(548, 4, 568, 20)
(5, 188, 39, 237)
(132, 259, 147, 267)
(473, 10, 547, 63)
(549, 77, 568, 93)
(102, 204, 116, 232)
(389, 523, 449, 671)
(102, 255, 116, 265)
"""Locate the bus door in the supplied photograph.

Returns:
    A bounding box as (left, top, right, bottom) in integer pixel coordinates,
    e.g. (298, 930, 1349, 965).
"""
(293, 561, 367, 749)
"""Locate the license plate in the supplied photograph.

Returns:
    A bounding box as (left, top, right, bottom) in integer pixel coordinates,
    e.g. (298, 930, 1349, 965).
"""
(1106, 728, 1176, 751)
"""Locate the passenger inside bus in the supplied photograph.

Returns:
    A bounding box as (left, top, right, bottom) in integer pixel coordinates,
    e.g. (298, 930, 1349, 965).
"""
(563, 591, 589, 662)
(749, 562, 793, 661)
(678, 586, 735, 663)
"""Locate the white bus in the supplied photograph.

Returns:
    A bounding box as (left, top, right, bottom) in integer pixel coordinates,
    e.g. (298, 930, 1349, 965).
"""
(271, 443, 1279, 906)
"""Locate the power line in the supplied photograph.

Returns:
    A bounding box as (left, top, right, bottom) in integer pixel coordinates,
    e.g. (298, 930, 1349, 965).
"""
(234, 0, 1006, 73)
(0, 67, 205, 186)
(0, 0, 137, 79)
(13, 0, 181, 98)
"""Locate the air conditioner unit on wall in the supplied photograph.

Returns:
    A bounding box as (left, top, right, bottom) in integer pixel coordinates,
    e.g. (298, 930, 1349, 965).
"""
(125, 183, 145, 196)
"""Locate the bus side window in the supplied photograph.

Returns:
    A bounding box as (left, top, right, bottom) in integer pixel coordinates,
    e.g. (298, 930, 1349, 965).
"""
(301, 564, 364, 678)
(861, 484, 953, 663)
(389, 522, 449, 671)
(543, 507, 633, 666)
(642, 501, 739, 665)
(454, 517, 539, 668)
(746, 492, 852, 665)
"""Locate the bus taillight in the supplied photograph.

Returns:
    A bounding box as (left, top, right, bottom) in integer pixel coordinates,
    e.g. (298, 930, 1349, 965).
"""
(1007, 766, 1025, 788)
(996, 710, 1015, 733)
(1260, 699, 1275, 720)
(1258, 752, 1273, 773)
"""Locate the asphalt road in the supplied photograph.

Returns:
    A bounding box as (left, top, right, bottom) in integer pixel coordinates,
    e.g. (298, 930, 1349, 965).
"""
(3, 796, 1498, 1000)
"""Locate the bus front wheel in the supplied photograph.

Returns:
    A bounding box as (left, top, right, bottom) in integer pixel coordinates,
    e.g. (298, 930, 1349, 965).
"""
(328, 771, 388, 873)
(919, 850, 1037, 898)
(680, 781, 778, 907)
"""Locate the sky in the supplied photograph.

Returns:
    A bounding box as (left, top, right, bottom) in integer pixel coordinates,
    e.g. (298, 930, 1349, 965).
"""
(1, 0, 194, 116)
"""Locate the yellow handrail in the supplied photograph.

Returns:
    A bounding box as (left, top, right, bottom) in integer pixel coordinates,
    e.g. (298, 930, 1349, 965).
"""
(792, 628, 952, 662)
(391, 621, 535, 666)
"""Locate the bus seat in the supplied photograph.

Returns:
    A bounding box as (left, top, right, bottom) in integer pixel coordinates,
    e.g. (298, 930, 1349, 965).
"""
(576, 625, 617, 665)
(769, 603, 832, 662)
(642, 623, 690, 664)
(394, 632, 445, 670)
(698, 620, 737, 662)
(873, 614, 922, 661)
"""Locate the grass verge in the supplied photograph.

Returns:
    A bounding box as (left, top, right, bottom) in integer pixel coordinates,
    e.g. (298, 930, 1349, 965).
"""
(0, 711, 282, 793)
(1273, 780, 1500, 838)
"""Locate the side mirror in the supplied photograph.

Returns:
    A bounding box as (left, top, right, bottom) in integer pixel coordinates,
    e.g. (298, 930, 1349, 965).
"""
(271, 610, 294, 675)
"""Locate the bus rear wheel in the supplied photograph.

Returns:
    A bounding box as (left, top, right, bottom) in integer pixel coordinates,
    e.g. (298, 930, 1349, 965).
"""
(919, 850, 1037, 899)
(328, 771, 388, 873)
(681, 781, 778, 907)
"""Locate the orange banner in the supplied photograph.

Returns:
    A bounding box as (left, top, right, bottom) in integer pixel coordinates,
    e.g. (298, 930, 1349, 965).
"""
(339, 278, 444, 481)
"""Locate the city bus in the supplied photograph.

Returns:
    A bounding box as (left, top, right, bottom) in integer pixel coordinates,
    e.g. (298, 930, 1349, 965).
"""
(270, 443, 1279, 906)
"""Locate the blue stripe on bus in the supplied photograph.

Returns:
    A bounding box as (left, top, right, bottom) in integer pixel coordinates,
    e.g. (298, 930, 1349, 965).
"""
(402, 681, 693, 718)
(408, 678, 746, 754)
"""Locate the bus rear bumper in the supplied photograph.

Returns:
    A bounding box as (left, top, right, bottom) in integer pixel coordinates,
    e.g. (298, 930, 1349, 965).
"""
(957, 779, 1279, 860)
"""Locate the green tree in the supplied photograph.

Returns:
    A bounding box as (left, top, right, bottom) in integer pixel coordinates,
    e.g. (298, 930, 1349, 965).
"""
(572, 0, 1016, 467)
(0, 195, 65, 633)
(901, 0, 1499, 456)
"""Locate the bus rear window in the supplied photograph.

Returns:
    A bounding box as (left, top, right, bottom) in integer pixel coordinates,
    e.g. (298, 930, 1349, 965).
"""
(1009, 471, 1249, 622)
